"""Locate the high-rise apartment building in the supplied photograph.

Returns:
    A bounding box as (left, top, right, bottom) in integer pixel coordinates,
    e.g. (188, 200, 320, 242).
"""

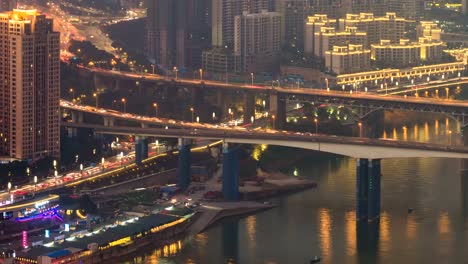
(417, 21, 441, 41)
(314, 26, 368, 58)
(234, 10, 281, 73)
(0, 9, 60, 161)
(338, 12, 408, 45)
(325, 44, 371, 74)
(0, 0, 15, 12)
(371, 37, 444, 67)
(275, 0, 311, 50)
(146, 0, 184, 68)
(212, 0, 270, 48)
(146, 0, 210, 69)
(304, 14, 336, 56)
(310, 0, 343, 18)
(386, 0, 423, 21)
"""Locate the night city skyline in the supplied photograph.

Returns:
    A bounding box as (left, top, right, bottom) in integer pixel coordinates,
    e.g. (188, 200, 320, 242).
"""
(0, 0, 467, 263)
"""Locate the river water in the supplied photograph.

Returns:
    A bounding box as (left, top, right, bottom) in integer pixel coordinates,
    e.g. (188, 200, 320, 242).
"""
(126, 115, 468, 264)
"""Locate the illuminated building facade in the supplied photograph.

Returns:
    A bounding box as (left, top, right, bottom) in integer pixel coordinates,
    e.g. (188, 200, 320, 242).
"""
(371, 37, 443, 67)
(314, 26, 367, 58)
(234, 10, 281, 73)
(417, 21, 441, 41)
(325, 44, 371, 74)
(0, 9, 60, 161)
(304, 14, 336, 56)
(338, 12, 408, 45)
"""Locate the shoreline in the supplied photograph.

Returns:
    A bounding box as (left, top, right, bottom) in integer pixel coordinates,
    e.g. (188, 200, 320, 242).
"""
(188, 170, 318, 235)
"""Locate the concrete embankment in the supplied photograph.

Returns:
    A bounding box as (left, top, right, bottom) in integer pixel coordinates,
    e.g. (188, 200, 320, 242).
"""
(189, 202, 275, 234)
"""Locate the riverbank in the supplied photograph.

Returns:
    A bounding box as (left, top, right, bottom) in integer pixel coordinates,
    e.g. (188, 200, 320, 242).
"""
(183, 167, 317, 235)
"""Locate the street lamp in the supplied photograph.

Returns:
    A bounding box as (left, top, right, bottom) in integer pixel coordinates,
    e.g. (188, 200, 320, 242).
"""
(251, 116, 254, 124)
(153, 103, 158, 117)
(229, 108, 233, 121)
(101, 157, 105, 170)
(80, 163, 83, 175)
(212, 112, 216, 120)
(250, 72, 254, 85)
(314, 118, 318, 134)
(69, 88, 75, 100)
(33, 176, 37, 195)
(151, 64, 155, 74)
(199, 68, 203, 81)
(7, 182, 11, 194)
(53, 159, 57, 170)
(93, 92, 99, 108)
(449, 130, 452, 145)
(190, 107, 194, 122)
(325, 78, 328, 91)
(358, 122, 362, 137)
(196, 116, 200, 123)
(121, 98, 127, 113)
(272, 115, 276, 129)
(173, 66, 178, 80)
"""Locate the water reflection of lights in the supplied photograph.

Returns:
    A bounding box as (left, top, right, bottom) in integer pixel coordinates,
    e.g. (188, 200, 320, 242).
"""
(252, 144, 268, 161)
(150, 240, 183, 259)
(406, 213, 417, 240)
(379, 212, 391, 253)
(246, 215, 257, 243)
(438, 212, 450, 235)
(413, 124, 418, 140)
(424, 122, 429, 141)
(319, 208, 332, 258)
(345, 211, 356, 256)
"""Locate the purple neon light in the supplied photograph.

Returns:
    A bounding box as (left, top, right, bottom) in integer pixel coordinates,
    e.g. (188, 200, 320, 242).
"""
(15, 208, 63, 223)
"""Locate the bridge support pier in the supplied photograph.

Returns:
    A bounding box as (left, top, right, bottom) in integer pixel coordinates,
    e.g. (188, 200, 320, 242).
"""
(216, 90, 226, 119)
(177, 138, 191, 189)
(356, 158, 381, 222)
(222, 142, 240, 201)
(135, 136, 149, 165)
(103, 117, 115, 127)
(243, 92, 255, 124)
(269, 91, 286, 129)
(68, 111, 84, 138)
(191, 87, 203, 113)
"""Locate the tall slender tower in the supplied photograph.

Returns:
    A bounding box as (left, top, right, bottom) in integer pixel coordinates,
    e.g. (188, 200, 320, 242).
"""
(0, 9, 60, 161)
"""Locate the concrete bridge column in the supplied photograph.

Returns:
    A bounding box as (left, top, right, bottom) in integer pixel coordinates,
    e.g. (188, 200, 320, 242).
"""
(103, 117, 115, 127)
(222, 142, 240, 201)
(243, 92, 255, 124)
(135, 136, 149, 165)
(68, 111, 84, 138)
(113, 79, 122, 91)
(191, 86, 203, 110)
(356, 158, 381, 222)
(177, 138, 191, 189)
(216, 90, 226, 119)
(269, 92, 286, 129)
